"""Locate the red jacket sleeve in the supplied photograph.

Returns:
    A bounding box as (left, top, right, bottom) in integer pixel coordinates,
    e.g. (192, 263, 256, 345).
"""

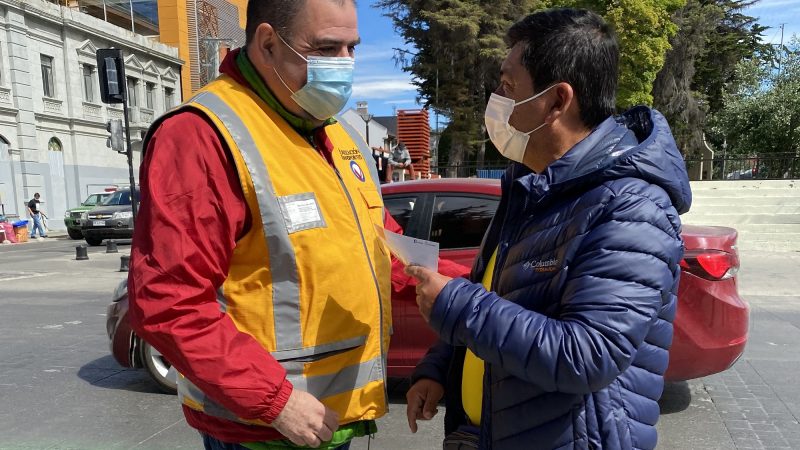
(128, 111, 292, 424)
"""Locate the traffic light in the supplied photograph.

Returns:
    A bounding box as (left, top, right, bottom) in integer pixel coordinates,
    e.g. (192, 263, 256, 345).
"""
(96, 49, 125, 104)
(106, 119, 124, 153)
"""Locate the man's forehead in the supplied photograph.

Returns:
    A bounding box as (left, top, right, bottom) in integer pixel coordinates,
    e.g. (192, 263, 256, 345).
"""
(291, 0, 358, 38)
(500, 44, 524, 77)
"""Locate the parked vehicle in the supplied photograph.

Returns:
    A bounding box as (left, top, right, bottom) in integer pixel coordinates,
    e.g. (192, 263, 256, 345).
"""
(107, 178, 749, 393)
(63, 191, 114, 239)
(106, 281, 176, 394)
(82, 188, 139, 246)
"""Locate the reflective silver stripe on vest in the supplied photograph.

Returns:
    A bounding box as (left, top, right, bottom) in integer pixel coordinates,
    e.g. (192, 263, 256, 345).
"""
(216, 287, 227, 313)
(283, 354, 384, 400)
(178, 375, 239, 422)
(336, 117, 383, 192)
(192, 91, 303, 353)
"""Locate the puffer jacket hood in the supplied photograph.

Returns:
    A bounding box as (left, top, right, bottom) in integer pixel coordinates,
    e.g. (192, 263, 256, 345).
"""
(516, 106, 691, 215)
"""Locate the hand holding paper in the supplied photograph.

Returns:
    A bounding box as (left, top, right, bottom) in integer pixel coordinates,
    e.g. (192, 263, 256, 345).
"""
(375, 225, 451, 323)
(374, 225, 439, 271)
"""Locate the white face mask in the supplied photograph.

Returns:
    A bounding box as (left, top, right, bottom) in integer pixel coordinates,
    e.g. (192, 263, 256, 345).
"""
(484, 85, 556, 163)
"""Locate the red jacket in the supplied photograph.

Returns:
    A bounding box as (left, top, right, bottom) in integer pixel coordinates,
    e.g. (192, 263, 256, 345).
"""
(127, 50, 437, 443)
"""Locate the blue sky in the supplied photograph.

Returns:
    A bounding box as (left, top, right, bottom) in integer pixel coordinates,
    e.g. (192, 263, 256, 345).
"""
(747, 0, 800, 46)
(348, 1, 800, 120)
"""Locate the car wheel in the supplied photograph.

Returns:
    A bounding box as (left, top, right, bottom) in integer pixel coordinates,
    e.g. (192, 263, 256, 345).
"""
(67, 228, 83, 240)
(85, 236, 103, 246)
(139, 341, 178, 395)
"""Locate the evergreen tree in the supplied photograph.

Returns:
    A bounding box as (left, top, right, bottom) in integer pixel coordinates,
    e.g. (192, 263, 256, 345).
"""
(652, 0, 769, 157)
(378, 1, 684, 165)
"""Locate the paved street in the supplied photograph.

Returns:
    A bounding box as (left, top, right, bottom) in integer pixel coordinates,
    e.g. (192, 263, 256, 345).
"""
(1, 237, 799, 449)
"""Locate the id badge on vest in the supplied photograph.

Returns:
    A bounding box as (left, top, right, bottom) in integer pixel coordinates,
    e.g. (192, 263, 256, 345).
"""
(278, 192, 327, 233)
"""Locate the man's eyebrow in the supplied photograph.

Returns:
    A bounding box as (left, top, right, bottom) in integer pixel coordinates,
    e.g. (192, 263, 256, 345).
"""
(312, 37, 362, 47)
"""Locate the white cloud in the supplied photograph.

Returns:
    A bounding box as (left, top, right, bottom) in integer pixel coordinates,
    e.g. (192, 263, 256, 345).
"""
(749, 0, 800, 9)
(383, 99, 418, 105)
(352, 79, 417, 98)
(355, 45, 400, 63)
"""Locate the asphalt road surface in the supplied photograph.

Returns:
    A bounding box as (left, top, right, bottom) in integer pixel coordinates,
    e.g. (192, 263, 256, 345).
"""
(1, 237, 799, 449)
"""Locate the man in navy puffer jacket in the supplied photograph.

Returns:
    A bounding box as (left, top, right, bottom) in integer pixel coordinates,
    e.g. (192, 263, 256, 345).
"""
(404, 8, 692, 450)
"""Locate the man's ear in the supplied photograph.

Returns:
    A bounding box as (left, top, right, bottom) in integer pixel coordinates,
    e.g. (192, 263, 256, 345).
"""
(544, 82, 575, 125)
(252, 23, 278, 68)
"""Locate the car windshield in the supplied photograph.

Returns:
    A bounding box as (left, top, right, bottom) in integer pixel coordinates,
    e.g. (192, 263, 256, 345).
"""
(102, 190, 138, 206)
(84, 194, 110, 206)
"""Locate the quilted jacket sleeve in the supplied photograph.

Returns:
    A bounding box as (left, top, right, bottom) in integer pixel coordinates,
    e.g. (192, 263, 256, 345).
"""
(429, 190, 682, 394)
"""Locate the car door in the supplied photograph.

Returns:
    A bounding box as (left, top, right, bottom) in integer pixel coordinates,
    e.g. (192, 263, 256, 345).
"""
(383, 193, 425, 373)
(397, 194, 500, 365)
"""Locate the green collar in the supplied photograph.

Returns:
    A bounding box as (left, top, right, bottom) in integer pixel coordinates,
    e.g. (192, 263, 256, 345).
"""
(236, 50, 336, 135)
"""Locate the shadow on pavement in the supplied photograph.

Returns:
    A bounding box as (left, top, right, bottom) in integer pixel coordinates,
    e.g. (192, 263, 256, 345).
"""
(658, 381, 692, 414)
(78, 354, 172, 395)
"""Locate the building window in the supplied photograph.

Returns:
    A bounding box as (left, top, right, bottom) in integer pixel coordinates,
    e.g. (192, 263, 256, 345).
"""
(145, 82, 155, 109)
(82, 65, 94, 102)
(127, 77, 138, 106)
(41, 55, 55, 98)
(164, 87, 174, 109)
(48, 137, 62, 152)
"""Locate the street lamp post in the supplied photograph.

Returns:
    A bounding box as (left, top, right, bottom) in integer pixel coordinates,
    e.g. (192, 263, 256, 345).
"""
(359, 111, 374, 147)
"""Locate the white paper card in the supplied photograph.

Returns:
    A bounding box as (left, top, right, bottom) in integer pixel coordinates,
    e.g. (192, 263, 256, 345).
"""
(375, 225, 439, 271)
(285, 199, 321, 224)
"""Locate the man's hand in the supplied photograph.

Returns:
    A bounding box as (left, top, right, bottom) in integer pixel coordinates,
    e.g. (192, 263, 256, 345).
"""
(406, 378, 445, 433)
(404, 265, 452, 323)
(271, 389, 339, 448)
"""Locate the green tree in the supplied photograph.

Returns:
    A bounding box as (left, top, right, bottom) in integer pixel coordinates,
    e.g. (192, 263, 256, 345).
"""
(709, 39, 800, 164)
(378, 0, 685, 166)
(379, 0, 541, 171)
(652, 0, 768, 157)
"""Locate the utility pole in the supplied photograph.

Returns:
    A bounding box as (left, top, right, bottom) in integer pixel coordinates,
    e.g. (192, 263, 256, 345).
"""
(778, 23, 786, 73)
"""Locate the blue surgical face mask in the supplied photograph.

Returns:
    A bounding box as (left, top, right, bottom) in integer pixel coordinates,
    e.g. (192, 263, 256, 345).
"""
(273, 33, 354, 120)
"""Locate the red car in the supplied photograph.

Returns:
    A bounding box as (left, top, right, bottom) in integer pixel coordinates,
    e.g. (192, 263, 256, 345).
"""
(381, 178, 749, 382)
(107, 178, 748, 393)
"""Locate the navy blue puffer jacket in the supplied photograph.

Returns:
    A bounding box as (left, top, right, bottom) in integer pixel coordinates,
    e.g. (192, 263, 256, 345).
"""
(412, 107, 692, 450)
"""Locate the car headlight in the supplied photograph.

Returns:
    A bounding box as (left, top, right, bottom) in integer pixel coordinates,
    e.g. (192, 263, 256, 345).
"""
(112, 211, 133, 220)
(65, 211, 71, 218)
(81, 212, 88, 220)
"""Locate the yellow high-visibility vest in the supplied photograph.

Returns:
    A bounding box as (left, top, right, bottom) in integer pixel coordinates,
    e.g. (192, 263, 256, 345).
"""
(149, 75, 392, 427)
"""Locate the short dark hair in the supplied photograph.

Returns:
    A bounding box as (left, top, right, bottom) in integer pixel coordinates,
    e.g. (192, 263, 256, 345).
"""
(246, 0, 354, 45)
(34, 193, 40, 198)
(507, 8, 618, 128)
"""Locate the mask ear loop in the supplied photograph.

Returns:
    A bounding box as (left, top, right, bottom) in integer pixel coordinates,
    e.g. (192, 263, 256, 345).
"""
(273, 67, 296, 95)
(276, 32, 309, 63)
(524, 121, 549, 136)
(272, 33, 308, 96)
(515, 83, 558, 107)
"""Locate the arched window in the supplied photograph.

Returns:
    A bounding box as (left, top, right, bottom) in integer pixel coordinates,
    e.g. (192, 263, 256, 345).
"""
(48, 137, 62, 152)
(0, 135, 9, 161)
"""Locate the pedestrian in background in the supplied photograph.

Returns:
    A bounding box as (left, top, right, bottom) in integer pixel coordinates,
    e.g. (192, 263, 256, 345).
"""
(405, 8, 692, 449)
(128, 1, 393, 449)
(27, 193, 47, 239)
(389, 141, 414, 181)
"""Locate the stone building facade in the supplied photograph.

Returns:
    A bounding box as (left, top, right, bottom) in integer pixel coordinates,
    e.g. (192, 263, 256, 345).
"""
(0, 0, 181, 225)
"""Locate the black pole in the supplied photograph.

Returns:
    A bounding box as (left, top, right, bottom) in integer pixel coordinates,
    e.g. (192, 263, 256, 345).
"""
(365, 120, 370, 147)
(121, 91, 138, 221)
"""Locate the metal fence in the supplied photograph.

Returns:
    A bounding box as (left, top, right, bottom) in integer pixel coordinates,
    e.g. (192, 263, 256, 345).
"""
(430, 164, 508, 179)
(684, 153, 800, 180)
(431, 153, 800, 181)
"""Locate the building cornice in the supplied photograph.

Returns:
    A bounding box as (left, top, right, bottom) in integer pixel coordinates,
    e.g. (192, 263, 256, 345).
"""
(0, 0, 183, 67)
